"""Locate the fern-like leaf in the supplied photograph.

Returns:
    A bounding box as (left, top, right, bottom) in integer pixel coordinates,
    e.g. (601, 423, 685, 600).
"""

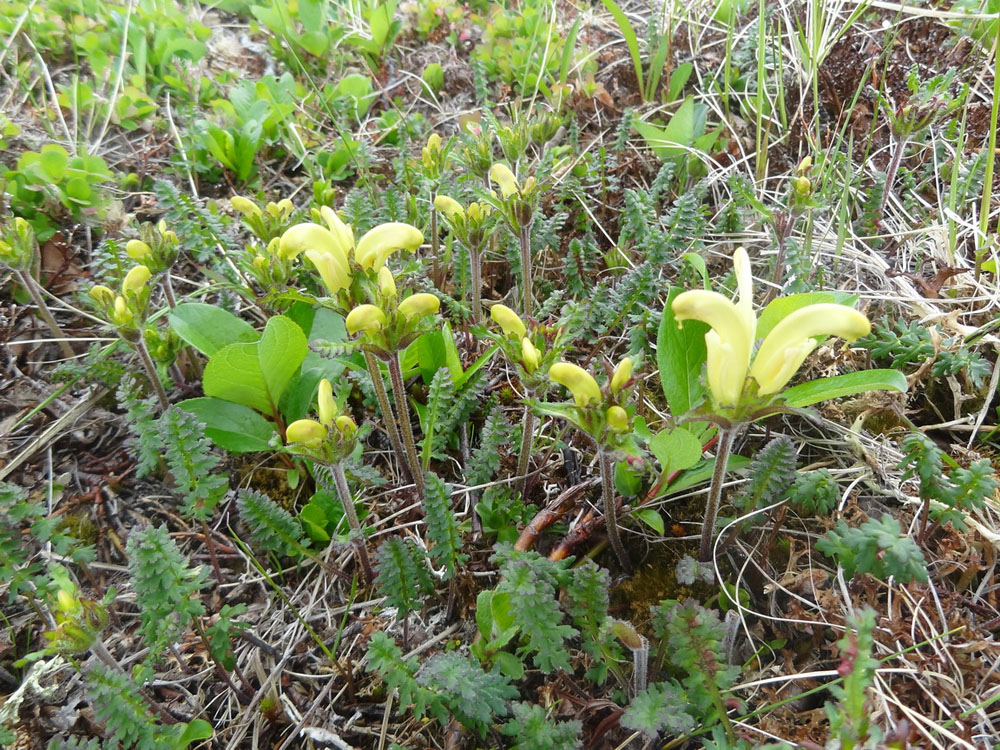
(236, 489, 304, 557)
(422, 472, 467, 579)
(160, 406, 228, 520)
(117, 376, 162, 478)
(374, 537, 434, 618)
(734, 436, 798, 510)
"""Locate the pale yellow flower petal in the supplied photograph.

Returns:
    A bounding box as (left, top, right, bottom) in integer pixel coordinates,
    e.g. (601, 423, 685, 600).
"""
(286, 419, 327, 447)
(122, 265, 151, 296)
(304, 249, 352, 295)
(318, 378, 337, 427)
(490, 304, 526, 339)
(125, 239, 154, 263)
(280, 223, 342, 260)
(230, 196, 262, 219)
(550, 362, 602, 407)
(397, 293, 440, 321)
(434, 195, 464, 220)
(751, 304, 871, 395)
(320, 206, 355, 257)
(610, 357, 632, 393)
(378, 266, 396, 297)
(489, 163, 519, 198)
(520, 337, 541, 373)
(89, 285, 115, 307)
(355, 223, 424, 270)
(346, 304, 387, 334)
(606, 405, 629, 433)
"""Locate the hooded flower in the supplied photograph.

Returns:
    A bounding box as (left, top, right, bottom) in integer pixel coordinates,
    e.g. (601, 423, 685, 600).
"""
(397, 293, 440, 321)
(550, 362, 602, 407)
(672, 247, 871, 406)
(354, 223, 424, 271)
(491, 304, 526, 339)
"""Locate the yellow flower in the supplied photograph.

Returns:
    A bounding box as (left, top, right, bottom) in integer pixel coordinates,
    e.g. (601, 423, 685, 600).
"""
(490, 304, 526, 339)
(279, 223, 343, 260)
(318, 378, 337, 427)
(354, 223, 424, 271)
(335, 415, 358, 437)
(434, 195, 464, 220)
(610, 357, 632, 393)
(378, 266, 397, 297)
(346, 304, 387, 334)
(89, 285, 115, 307)
(125, 239, 154, 263)
(286, 419, 327, 447)
(122, 265, 151, 297)
(111, 296, 132, 327)
(231, 196, 262, 219)
(672, 247, 871, 405)
(319, 206, 355, 258)
(550, 362, 602, 407)
(489, 163, 519, 198)
(397, 293, 440, 321)
(304, 247, 352, 295)
(520, 337, 541, 373)
(606, 405, 629, 433)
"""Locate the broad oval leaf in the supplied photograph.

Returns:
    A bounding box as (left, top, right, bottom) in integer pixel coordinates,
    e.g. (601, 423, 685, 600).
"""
(649, 426, 703, 476)
(258, 315, 308, 408)
(203, 340, 270, 413)
(176, 397, 276, 453)
(657, 287, 708, 417)
(168, 302, 258, 356)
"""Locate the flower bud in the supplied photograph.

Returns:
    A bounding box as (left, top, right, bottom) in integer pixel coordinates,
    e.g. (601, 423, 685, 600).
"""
(378, 266, 397, 297)
(550, 362, 602, 407)
(490, 304, 526, 339)
(318, 378, 337, 427)
(397, 293, 440, 321)
(111, 296, 132, 327)
(610, 357, 632, 393)
(520, 337, 541, 373)
(793, 175, 811, 198)
(125, 239, 154, 263)
(489, 163, 519, 198)
(252, 254, 268, 271)
(434, 195, 465, 220)
(286, 419, 327, 447)
(335, 415, 357, 437)
(231, 196, 262, 219)
(89, 285, 115, 307)
(346, 304, 387, 334)
(606, 405, 629, 433)
(122, 265, 151, 297)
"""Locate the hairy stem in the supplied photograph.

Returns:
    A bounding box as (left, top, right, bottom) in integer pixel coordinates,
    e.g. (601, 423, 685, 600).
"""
(469, 245, 482, 325)
(332, 461, 374, 583)
(134, 335, 169, 411)
(600, 449, 631, 573)
(699, 428, 737, 563)
(387, 354, 425, 495)
(18, 269, 74, 359)
(518, 223, 533, 319)
(364, 351, 412, 485)
(516, 404, 534, 500)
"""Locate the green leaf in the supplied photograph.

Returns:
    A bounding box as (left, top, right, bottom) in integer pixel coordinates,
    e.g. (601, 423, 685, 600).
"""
(657, 287, 707, 416)
(665, 455, 750, 495)
(600, 0, 642, 100)
(174, 718, 214, 748)
(756, 292, 836, 340)
(258, 315, 308, 408)
(203, 341, 270, 413)
(633, 97, 702, 161)
(781, 370, 907, 408)
(175, 397, 276, 453)
(649, 426, 703, 476)
(168, 302, 259, 355)
(634, 508, 664, 535)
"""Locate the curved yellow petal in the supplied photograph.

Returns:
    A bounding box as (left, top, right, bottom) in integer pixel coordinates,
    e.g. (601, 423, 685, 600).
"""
(346, 304, 387, 334)
(751, 304, 871, 395)
(279, 223, 343, 261)
(320, 206, 355, 257)
(434, 195, 465, 220)
(304, 249, 352, 295)
(397, 293, 440, 321)
(606, 405, 629, 433)
(490, 303, 526, 339)
(355, 223, 424, 270)
(318, 378, 337, 427)
(489, 163, 519, 198)
(122, 265, 151, 296)
(520, 337, 541, 373)
(286, 419, 327, 447)
(335, 415, 357, 437)
(610, 357, 632, 393)
(111, 295, 132, 327)
(550, 362, 602, 407)
(89, 285, 115, 307)
(125, 239, 154, 263)
(733, 247, 756, 343)
(230, 196, 262, 219)
(705, 331, 745, 406)
(378, 266, 396, 297)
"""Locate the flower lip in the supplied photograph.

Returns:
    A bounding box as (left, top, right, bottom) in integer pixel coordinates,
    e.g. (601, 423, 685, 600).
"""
(520, 337, 541, 373)
(434, 195, 464, 220)
(346, 304, 387, 334)
(550, 362, 602, 407)
(280, 223, 344, 261)
(286, 419, 327, 447)
(397, 293, 441, 321)
(355, 223, 424, 270)
(304, 248, 352, 295)
(610, 357, 632, 393)
(490, 304, 526, 339)
(320, 206, 355, 257)
(489, 163, 519, 198)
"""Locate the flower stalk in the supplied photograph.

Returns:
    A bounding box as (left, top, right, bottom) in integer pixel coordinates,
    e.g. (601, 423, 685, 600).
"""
(17, 269, 75, 359)
(698, 428, 736, 563)
(332, 461, 374, 582)
(364, 351, 413, 485)
(387, 353, 425, 495)
(517, 405, 535, 498)
(600, 448, 631, 573)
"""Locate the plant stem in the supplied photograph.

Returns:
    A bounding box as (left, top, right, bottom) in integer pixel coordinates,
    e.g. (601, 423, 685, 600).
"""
(18, 269, 74, 359)
(599, 448, 631, 573)
(975, 18, 1000, 280)
(332, 461, 374, 583)
(134, 335, 169, 411)
(430, 193, 440, 286)
(516, 404, 534, 500)
(699, 428, 737, 563)
(364, 351, 413, 485)
(518, 223, 533, 319)
(878, 131, 907, 217)
(469, 244, 482, 325)
(387, 353, 425, 495)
